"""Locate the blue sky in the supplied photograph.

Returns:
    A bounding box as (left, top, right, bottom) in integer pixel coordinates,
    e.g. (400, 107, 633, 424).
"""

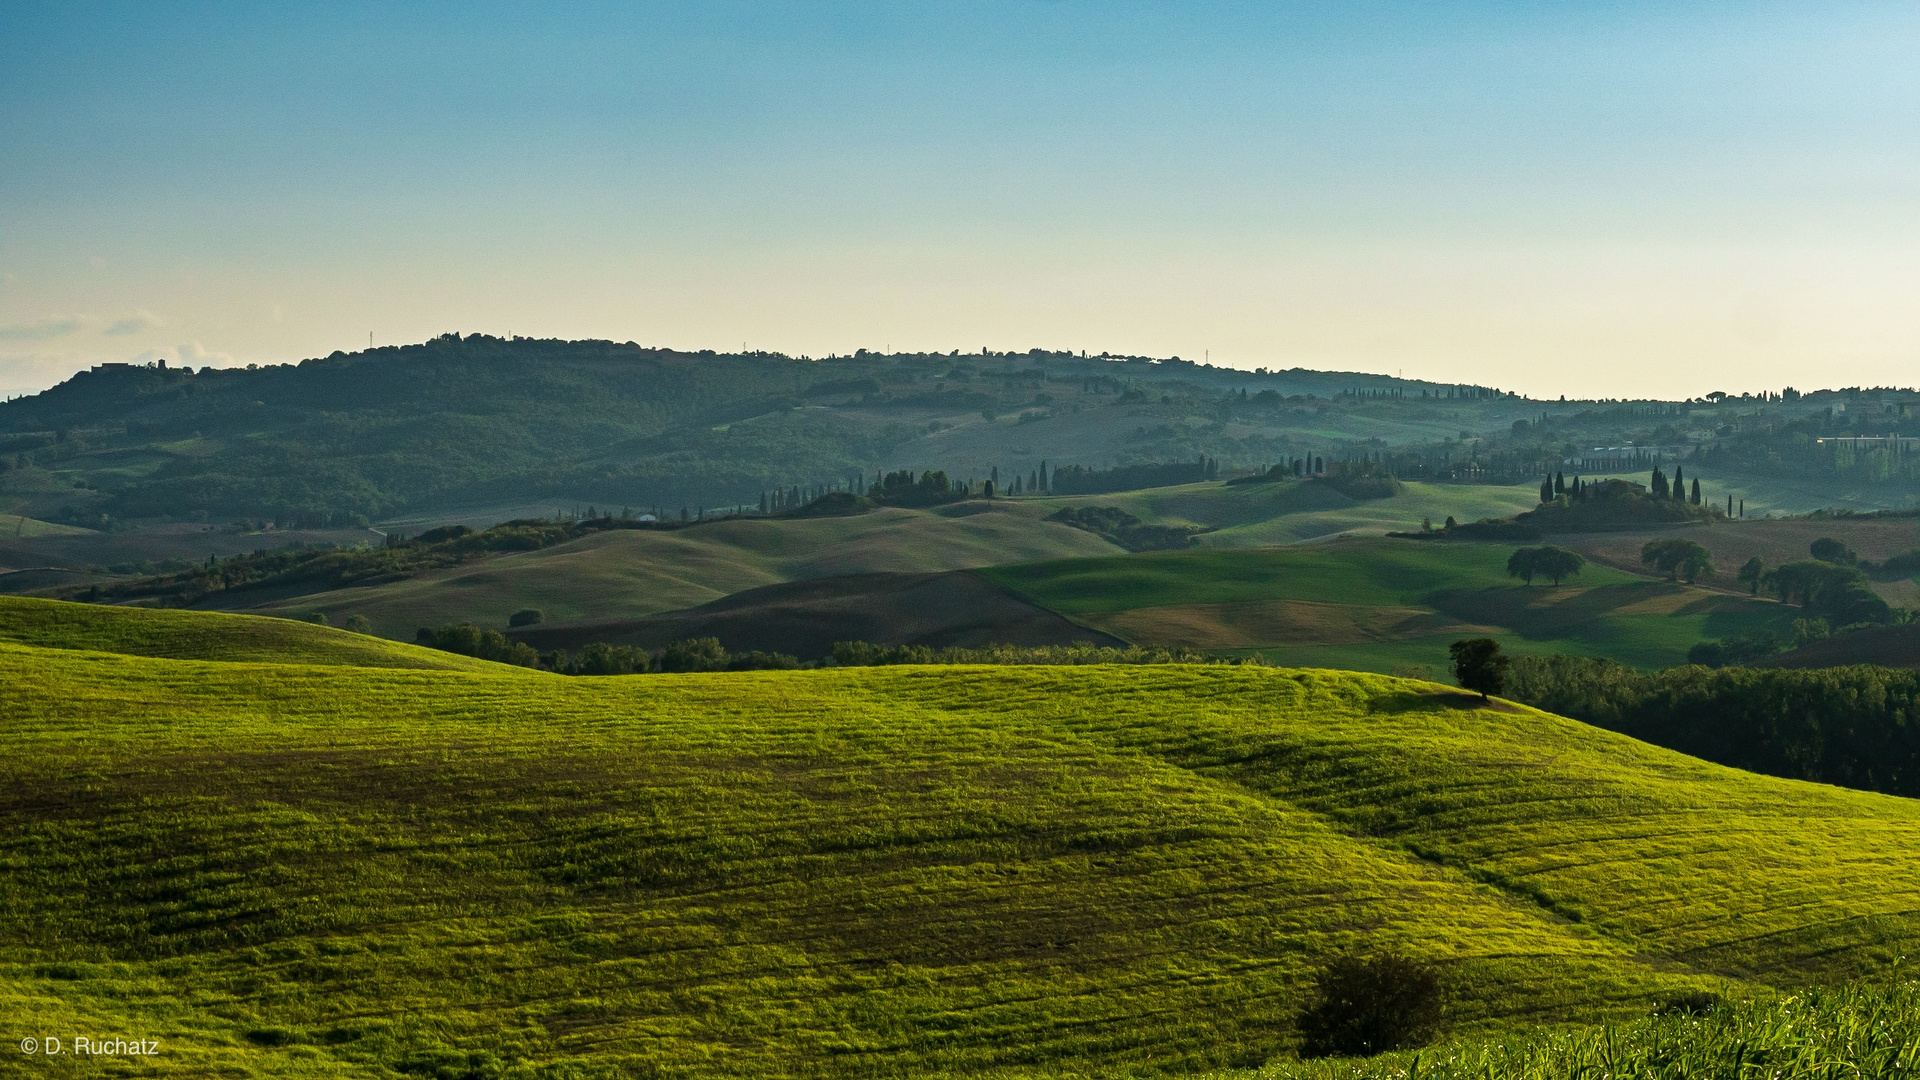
(3, 1, 1917, 397)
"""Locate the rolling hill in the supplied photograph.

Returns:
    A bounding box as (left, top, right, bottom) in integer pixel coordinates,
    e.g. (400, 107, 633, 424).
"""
(982, 539, 1801, 672)
(1037, 479, 1543, 548)
(0, 595, 506, 671)
(505, 570, 1123, 656)
(0, 336, 1541, 531)
(6, 602, 1920, 1077)
(235, 505, 1122, 637)
(188, 484, 1553, 637)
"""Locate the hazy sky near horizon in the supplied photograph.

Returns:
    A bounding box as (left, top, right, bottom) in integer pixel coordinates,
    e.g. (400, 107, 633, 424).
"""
(3, 1, 1917, 398)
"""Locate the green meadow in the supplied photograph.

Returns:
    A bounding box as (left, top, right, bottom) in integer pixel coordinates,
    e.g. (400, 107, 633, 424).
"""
(0, 595, 499, 670)
(242, 505, 1119, 636)
(981, 539, 1802, 672)
(1248, 977, 1920, 1080)
(5, 603, 1920, 1077)
(166, 481, 1543, 639)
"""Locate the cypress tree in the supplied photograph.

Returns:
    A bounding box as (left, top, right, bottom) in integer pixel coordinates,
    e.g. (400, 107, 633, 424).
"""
(1691, 478, 1702, 505)
(1672, 465, 1686, 500)
(1554, 471, 1565, 495)
(1540, 476, 1554, 503)
(1651, 468, 1669, 499)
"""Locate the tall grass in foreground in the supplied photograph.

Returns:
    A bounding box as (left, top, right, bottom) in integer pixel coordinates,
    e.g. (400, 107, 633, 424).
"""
(1254, 977, 1920, 1080)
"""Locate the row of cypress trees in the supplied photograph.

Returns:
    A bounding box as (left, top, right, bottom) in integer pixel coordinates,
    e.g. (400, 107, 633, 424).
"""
(1537, 465, 1705, 505)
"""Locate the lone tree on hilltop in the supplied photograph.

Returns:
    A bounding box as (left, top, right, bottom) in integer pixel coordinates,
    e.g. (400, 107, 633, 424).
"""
(1449, 638, 1510, 700)
(1507, 545, 1586, 587)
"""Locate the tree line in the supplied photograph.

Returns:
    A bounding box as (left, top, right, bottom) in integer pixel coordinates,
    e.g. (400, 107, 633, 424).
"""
(1504, 655, 1920, 797)
(408, 628, 1249, 674)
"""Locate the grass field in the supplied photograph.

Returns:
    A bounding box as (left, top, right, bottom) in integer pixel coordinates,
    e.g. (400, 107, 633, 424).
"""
(1247, 977, 1920, 1080)
(982, 539, 1803, 672)
(236, 506, 1121, 636)
(7, 602, 1920, 1076)
(0, 595, 504, 671)
(0, 512, 91, 539)
(1023, 480, 1543, 548)
(214, 482, 1538, 636)
(1554, 514, 1920, 606)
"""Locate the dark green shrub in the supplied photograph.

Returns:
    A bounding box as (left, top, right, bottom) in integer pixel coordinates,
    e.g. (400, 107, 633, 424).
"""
(1656, 990, 1724, 1016)
(1449, 638, 1509, 699)
(417, 624, 540, 668)
(1298, 952, 1445, 1058)
(508, 608, 544, 627)
(567, 642, 650, 675)
(657, 637, 729, 673)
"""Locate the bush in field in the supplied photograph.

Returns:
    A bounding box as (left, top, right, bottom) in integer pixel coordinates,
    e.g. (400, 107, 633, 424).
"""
(1297, 953, 1445, 1058)
(344, 614, 372, 634)
(508, 608, 544, 627)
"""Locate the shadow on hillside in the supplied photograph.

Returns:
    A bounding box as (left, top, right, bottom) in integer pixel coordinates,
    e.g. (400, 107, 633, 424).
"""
(1371, 689, 1524, 715)
(1424, 583, 1677, 636)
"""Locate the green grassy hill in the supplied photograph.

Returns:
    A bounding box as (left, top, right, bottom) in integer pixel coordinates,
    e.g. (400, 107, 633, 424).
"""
(0, 595, 505, 671)
(0, 511, 91, 538)
(1029, 479, 1542, 547)
(232, 506, 1120, 636)
(6, 607, 1920, 1076)
(982, 539, 1800, 672)
(223, 483, 1543, 637)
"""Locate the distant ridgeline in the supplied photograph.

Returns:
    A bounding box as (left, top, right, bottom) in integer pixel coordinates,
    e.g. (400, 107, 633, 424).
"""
(0, 334, 1529, 526)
